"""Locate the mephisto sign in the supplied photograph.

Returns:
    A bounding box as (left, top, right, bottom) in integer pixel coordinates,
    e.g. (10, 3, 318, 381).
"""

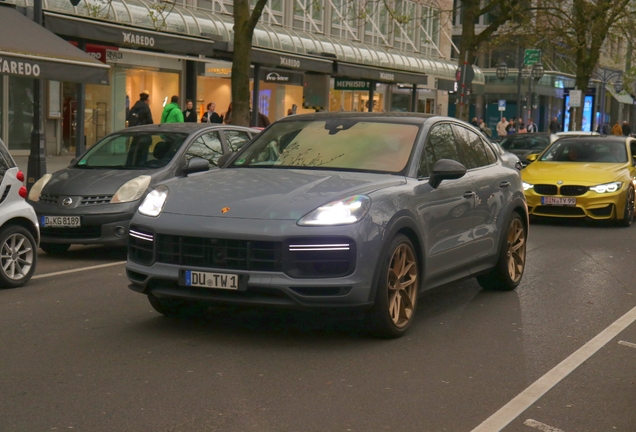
(0, 57, 41, 77)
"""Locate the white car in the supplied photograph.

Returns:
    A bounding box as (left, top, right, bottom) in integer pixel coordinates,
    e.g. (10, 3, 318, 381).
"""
(0, 139, 39, 288)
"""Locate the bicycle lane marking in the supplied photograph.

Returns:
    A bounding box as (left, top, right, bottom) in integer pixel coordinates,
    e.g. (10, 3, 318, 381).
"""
(471, 304, 636, 432)
(32, 261, 127, 280)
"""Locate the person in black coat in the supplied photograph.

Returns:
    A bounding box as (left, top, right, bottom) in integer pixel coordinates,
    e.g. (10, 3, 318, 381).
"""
(127, 92, 153, 126)
(621, 121, 631, 136)
(182, 100, 198, 123)
(201, 102, 223, 124)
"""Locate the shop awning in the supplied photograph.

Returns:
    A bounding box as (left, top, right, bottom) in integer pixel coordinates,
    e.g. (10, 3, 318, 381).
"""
(251, 48, 333, 74)
(44, 12, 217, 57)
(608, 83, 634, 105)
(336, 62, 427, 85)
(0, 7, 109, 84)
(40, 0, 477, 84)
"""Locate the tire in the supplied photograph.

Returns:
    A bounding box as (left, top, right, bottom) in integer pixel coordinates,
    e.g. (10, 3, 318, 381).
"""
(40, 243, 71, 254)
(477, 213, 527, 291)
(147, 296, 209, 319)
(365, 234, 419, 338)
(618, 186, 634, 227)
(0, 225, 37, 288)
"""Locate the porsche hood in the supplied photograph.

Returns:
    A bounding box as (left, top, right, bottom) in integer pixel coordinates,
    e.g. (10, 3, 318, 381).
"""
(160, 168, 404, 220)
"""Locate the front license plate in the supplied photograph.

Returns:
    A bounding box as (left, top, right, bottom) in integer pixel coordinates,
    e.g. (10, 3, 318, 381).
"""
(41, 216, 81, 227)
(541, 197, 576, 206)
(183, 270, 240, 290)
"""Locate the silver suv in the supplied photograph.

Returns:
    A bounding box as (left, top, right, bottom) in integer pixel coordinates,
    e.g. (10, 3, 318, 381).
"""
(0, 139, 39, 288)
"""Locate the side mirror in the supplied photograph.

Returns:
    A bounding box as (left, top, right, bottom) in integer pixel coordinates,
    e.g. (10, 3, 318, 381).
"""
(526, 153, 539, 163)
(428, 159, 466, 189)
(217, 152, 236, 168)
(182, 157, 209, 175)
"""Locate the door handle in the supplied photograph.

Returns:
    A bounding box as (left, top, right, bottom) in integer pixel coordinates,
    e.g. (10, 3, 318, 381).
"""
(499, 181, 511, 188)
(463, 191, 475, 199)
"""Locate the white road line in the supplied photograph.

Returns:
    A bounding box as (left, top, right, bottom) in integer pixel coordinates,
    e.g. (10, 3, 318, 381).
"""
(523, 419, 565, 432)
(472, 305, 636, 432)
(32, 261, 126, 280)
(618, 340, 636, 349)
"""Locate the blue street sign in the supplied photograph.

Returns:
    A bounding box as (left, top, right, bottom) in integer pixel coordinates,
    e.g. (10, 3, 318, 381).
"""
(498, 100, 506, 111)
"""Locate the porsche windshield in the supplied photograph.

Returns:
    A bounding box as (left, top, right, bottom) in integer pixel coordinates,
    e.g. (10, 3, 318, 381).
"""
(539, 139, 628, 163)
(76, 132, 188, 169)
(232, 119, 420, 173)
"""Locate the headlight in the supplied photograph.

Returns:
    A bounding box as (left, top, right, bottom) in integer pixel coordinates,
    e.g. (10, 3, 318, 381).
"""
(138, 185, 169, 217)
(27, 174, 52, 201)
(298, 195, 371, 226)
(589, 181, 622, 194)
(111, 175, 151, 203)
(522, 182, 534, 191)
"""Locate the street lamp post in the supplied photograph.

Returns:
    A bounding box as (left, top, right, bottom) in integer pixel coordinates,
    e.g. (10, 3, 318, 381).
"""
(595, 67, 623, 131)
(528, 61, 544, 124)
(26, 0, 46, 191)
(496, 53, 543, 127)
(496, 62, 508, 121)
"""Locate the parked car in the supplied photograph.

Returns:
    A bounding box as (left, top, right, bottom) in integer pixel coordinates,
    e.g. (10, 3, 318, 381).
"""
(27, 124, 259, 254)
(522, 135, 636, 226)
(0, 139, 39, 288)
(486, 137, 523, 171)
(126, 113, 529, 338)
(499, 133, 556, 167)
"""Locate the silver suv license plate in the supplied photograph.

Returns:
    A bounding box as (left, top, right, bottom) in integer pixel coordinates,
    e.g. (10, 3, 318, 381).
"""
(184, 270, 239, 290)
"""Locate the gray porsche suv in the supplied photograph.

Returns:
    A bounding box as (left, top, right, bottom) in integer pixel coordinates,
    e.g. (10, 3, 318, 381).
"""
(126, 113, 528, 337)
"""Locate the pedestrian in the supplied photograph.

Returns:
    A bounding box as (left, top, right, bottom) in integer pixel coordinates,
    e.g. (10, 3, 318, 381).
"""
(471, 117, 479, 127)
(603, 122, 611, 135)
(506, 118, 516, 134)
(127, 92, 154, 127)
(223, 102, 232, 124)
(507, 121, 517, 135)
(518, 122, 527, 133)
(201, 102, 223, 124)
(612, 121, 622, 136)
(160, 95, 184, 124)
(287, 108, 294, 116)
(254, 110, 271, 128)
(497, 117, 508, 138)
(621, 121, 631, 136)
(182, 99, 197, 123)
(526, 118, 538, 133)
(548, 116, 560, 133)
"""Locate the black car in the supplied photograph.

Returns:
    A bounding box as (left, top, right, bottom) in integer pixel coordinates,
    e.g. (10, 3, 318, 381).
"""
(27, 124, 259, 253)
(499, 133, 555, 166)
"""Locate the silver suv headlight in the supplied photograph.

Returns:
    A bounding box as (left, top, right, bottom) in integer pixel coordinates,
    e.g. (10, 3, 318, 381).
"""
(138, 185, 169, 217)
(298, 195, 371, 226)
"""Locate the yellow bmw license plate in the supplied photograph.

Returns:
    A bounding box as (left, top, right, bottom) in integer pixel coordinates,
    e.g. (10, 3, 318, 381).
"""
(541, 197, 576, 206)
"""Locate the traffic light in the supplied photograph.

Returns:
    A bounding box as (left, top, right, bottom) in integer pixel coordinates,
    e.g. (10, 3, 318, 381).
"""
(69, 0, 81, 5)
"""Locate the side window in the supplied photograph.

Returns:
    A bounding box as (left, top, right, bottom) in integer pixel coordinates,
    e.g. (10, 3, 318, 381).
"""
(224, 130, 251, 152)
(186, 132, 223, 166)
(453, 125, 490, 169)
(419, 123, 458, 177)
(483, 138, 498, 164)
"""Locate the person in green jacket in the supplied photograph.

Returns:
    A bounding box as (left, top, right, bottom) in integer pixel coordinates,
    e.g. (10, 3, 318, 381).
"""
(161, 95, 184, 123)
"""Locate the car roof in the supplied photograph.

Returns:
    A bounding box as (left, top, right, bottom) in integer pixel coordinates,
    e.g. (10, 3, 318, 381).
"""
(275, 111, 438, 125)
(124, 124, 259, 133)
(554, 135, 629, 143)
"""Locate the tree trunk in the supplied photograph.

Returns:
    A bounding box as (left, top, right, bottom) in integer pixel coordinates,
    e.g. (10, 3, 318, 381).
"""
(231, 0, 252, 126)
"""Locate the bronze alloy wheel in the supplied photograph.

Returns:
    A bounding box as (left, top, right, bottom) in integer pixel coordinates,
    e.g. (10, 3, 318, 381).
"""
(1, 231, 34, 282)
(506, 217, 526, 283)
(387, 242, 418, 329)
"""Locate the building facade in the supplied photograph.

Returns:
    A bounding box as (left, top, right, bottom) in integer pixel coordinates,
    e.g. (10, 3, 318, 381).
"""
(0, 0, 486, 156)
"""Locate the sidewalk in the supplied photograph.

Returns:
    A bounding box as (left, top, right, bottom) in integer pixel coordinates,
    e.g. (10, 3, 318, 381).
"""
(13, 155, 76, 175)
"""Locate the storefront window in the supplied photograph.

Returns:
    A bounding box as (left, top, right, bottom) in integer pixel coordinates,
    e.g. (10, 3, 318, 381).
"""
(8, 76, 34, 151)
(329, 88, 384, 112)
(125, 68, 180, 129)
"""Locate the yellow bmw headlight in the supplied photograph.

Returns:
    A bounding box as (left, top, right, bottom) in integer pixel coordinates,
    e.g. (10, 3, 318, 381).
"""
(589, 182, 622, 194)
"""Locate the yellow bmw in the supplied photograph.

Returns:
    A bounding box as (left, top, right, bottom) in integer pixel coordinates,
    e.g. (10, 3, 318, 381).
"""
(522, 136, 636, 226)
